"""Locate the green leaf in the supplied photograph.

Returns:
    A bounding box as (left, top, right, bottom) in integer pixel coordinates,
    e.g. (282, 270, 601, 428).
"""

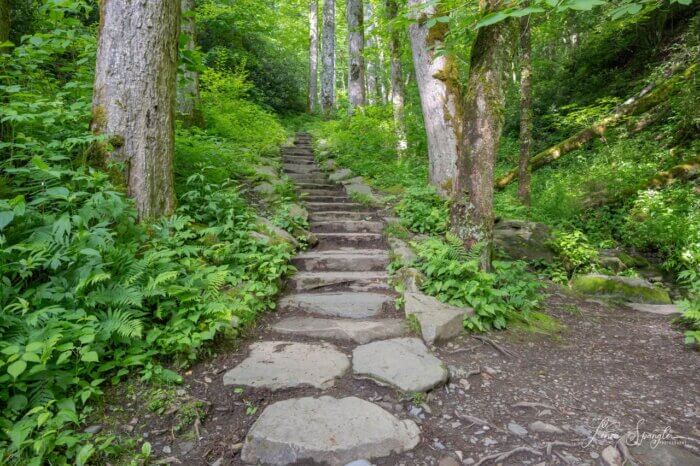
(8, 360, 27, 379)
(81, 351, 99, 363)
(0, 211, 13, 230)
(76, 444, 95, 466)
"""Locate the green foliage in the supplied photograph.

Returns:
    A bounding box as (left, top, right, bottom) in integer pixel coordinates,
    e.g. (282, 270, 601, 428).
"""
(550, 229, 600, 277)
(395, 186, 449, 235)
(677, 269, 700, 345)
(414, 236, 545, 332)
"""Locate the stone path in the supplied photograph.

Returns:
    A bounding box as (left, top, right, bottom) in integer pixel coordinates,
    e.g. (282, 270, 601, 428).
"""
(223, 133, 448, 465)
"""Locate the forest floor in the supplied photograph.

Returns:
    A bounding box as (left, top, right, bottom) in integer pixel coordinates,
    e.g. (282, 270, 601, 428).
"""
(100, 289, 699, 465)
(95, 136, 699, 466)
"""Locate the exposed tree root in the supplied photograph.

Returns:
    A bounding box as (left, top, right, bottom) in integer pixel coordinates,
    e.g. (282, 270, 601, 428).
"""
(473, 335, 516, 357)
(474, 446, 542, 466)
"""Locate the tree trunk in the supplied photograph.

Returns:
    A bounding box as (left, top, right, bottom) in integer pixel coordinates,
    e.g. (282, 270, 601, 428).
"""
(177, 0, 202, 127)
(321, 0, 336, 115)
(450, 2, 513, 271)
(407, 0, 461, 195)
(0, 0, 9, 43)
(386, 0, 407, 153)
(309, 0, 319, 113)
(517, 12, 533, 206)
(496, 64, 699, 189)
(346, 0, 365, 111)
(364, 2, 378, 105)
(92, 0, 179, 220)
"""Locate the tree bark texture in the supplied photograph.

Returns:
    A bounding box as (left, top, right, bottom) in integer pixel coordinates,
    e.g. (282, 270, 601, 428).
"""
(346, 0, 365, 111)
(386, 0, 407, 153)
(496, 63, 699, 189)
(450, 2, 513, 271)
(364, 2, 379, 104)
(517, 12, 533, 206)
(0, 0, 9, 43)
(321, 0, 336, 115)
(407, 0, 460, 195)
(177, 0, 202, 127)
(92, 0, 179, 220)
(309, 0, 319, 113)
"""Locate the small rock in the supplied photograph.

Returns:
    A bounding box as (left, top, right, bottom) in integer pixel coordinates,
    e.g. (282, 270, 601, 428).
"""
(459, 379, 470, 390)
(231, 442, 243, 452)
(438, 456, 460, 466)
(210, 458, 223, 466)
(507, 422, 528, 436)
(84, 424, 102, 435)
(176, 389, 186, 396)
(464, 458, 475, 465)
(528, 421, 564, 434)
(538, 409, 552, 416)
(345, 461, 373, 466)
(178, 440, 194, 455)
(162, 445, 172, 454)
(601, 445, 623, 466)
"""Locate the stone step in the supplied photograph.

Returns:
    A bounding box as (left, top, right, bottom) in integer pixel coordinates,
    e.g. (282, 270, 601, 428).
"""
(303, 195, 350, 203)
(284, 164, 324, 174)
(306, 202, 365, 212)
(312, 220, 384, 233)
(241, 396, 420, 465)
(278, 292, 394, 318)
(300, 189, 347, 197)
(309, 210, 381, 222)
(287, 271, 390, 292)
(272, 316, 406, 344)
(314, 232, 385, 248)
(283, 149, 313, 156)
(222, 341, 349, 391)
(296, 182, 338, 190)
(352, 337, 449, 392)
(282, 157, 315, 164)
(287, 175, 329, 184)
(292, 249, 390, 271)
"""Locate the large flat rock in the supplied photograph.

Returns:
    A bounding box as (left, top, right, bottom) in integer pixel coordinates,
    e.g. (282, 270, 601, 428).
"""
(272, 316, 406, 344)
(404, 292, 471, 345)
(241, 396, 420, 465)
(287, 271, 390, 292)
(571, 274, 671, 304)
(352, 337, 448, 392)
(313, 220, 384, 233)
(278, 292, 394, 318)
(222, 341, 349, 390)
(314, 232, 384, 248)
(626, 303, 681, 315)
(292, 249, 390, 272)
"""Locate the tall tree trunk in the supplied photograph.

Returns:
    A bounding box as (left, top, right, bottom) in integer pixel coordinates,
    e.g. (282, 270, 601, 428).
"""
(517, 12, 533, 206)
(386, 0, 407, 153)
(0, 0, 9, 43)
(92, 0, 179, 220)
(346, 0, 365, 111)
(450, 2, 513, 271)
(309, 0, 319, 113)
(407, 0, 460, 195)
(364, 2, 379, 104)
(321, 0, 336, 115)
(177, 0, 202, 127)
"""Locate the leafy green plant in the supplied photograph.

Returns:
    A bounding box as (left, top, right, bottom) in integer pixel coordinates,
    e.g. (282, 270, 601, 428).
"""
(395, 186, 448, 235)
(414, 236, 544, 332)
(550, 229, 600, 277)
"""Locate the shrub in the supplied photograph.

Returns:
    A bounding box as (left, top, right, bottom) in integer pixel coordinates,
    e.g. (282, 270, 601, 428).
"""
(550, 229, 600, 277)
(414, 236, 544, 332)
(395, 186, 449, 235)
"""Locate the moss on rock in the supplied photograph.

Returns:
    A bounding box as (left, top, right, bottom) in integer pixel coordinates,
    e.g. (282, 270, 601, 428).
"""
(571, 274, 671, 304)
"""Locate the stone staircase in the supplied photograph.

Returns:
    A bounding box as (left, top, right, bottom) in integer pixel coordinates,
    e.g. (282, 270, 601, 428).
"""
(223, 133, 449, 465)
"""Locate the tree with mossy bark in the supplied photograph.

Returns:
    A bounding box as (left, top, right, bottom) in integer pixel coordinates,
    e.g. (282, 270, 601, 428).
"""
(309, 0, 320, 113)
(91, 0, 180, 220)
(517, 8, 533, 206)
(450, 0, 514, 272)
(386, 0, 407, 154)
(347, 0, 365, 112)
(321, 0, 336, 115)
(178, 0, 203, 128)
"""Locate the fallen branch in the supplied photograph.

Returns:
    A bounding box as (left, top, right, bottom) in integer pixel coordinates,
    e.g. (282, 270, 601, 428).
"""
(545, 441, 575, 456)
(474, 446, 542, 466)
(495, 64, 698, 189)
(473, 335, 516, 357)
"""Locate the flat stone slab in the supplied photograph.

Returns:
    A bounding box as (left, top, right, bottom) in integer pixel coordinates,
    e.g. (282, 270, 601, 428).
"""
(352, 337, 448, 392)
(279, 292, 394, 318)
(223, 341, 349, 390)
(571, 273, 671, 304)
(630, 441, 700, 466)
(404, 292, 471, 345)
(272, 317, 406, 344)
(313, 220, 385, 233)
(287, 271, 390, 292)
(292, 250, 390, 272)
(241, 396, 420, 465)
(626, 303, 681, 315)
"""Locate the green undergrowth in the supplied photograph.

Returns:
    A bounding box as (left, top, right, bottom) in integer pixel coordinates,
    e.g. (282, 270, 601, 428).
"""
(0, 5, 300, 462)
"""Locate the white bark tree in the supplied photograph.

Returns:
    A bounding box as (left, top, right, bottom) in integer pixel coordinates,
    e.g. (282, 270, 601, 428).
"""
(346, 0, 365, 111)
(309, 0, 319, 112)
(407, 0, 460, 195)
(92, 0, 180, 219)
(321, 0, 336, 114)
(386, 0, 407, 153)
(177, 0, 202, 127)
(364, 2, 379, 104)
